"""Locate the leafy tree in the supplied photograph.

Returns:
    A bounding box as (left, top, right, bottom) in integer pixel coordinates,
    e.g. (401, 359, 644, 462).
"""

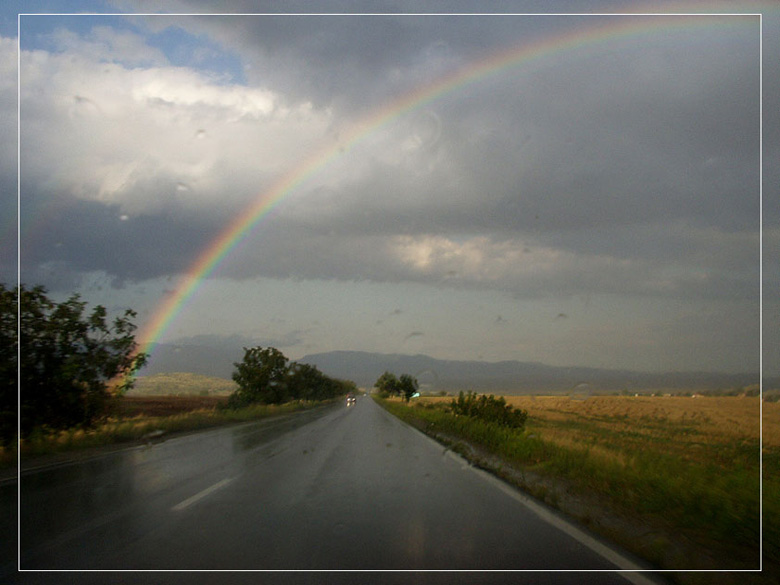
(398, 374, 419, 402)
(228, 347, 355, 406)
(0, 284, 17, 444)
(374, 371, 400, 396)
(286, 361, 343, 402)
(374, 371, 418, 401)
(333, 378, 358, 397)
(4, 284, 147, 441)
(229, 346, 290, 406)
(285, 362, 321, 401)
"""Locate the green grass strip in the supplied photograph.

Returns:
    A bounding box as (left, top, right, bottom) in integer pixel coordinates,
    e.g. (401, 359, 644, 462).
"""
(2, 399, 333, 466)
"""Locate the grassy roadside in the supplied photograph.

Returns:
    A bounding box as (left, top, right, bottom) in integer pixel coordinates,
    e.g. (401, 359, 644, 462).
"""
(1, 398, 336, 470)
(376, 396, 776, 585)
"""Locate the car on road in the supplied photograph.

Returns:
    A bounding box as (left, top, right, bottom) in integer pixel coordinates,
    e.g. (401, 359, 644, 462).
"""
(346, 392, 356, 406)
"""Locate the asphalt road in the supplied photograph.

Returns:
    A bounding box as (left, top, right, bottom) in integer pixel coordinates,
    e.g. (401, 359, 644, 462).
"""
(4, 396, 665, 583)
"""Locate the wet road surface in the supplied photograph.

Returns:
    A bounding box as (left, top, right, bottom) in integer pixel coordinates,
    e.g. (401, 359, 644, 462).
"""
(4, 397, 664, 583)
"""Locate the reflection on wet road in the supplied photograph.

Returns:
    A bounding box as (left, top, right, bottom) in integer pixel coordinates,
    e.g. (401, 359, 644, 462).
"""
(6, 398, 658, 582)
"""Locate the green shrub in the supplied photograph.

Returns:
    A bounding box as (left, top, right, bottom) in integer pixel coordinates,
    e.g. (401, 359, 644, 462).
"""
(449, 391, 528, 430)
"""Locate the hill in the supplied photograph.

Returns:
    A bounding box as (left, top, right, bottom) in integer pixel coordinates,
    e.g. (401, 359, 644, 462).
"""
(297, 351, 763, 395)
(136, 341, 768, 395)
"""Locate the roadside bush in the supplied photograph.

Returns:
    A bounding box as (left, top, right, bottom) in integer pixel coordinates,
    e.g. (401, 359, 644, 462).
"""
(449, 391, 528, 430)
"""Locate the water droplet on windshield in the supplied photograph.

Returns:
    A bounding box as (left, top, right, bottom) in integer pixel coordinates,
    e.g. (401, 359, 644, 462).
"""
(412, 110, 442, 150)
(195, 129, 206, 139)
(70, 95, 101, 117)
(424, 40, 452, 63)
(415, 369, 439, 394)
(176, 182, 190, 192)
(403, 331, 424, 343)
(569, 383, 592, 401)
(119, 214, 130, 221)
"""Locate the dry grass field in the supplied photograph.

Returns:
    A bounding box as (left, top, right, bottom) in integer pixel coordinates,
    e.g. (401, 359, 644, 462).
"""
(503, 394, 774, 460)
(503, 394, 773, 442)
(419, 394, 774, 458)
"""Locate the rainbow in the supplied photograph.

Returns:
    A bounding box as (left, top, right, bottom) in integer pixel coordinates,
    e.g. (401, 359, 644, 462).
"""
(134, 13, 755, 358)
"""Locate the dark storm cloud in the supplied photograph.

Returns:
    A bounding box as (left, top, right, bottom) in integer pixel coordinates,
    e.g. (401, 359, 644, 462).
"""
(757, 7, 780, 376)
(14, 7, 764, 308)
(20, 193, 224, 286)
(259, 15, 759, 234)
(0, 35, 16, 284)
(171, 331, 305, 350)
(132, 9, 569, 112)
(198, 218, 755, 302)
(0, 134, 17, 284)
(438, 35, 760, 231)
(6, 1, 771, 375)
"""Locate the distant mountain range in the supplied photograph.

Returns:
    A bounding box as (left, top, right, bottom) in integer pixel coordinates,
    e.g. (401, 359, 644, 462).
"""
(139, 342, 767, 394)
(298, 351, 764, 394)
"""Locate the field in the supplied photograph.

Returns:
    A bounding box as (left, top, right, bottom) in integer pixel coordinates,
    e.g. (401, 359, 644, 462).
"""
(112, 395, 228, 418)
(383, 393, 777, 582)
(503, 394, 774, 462)
(128, 372, 237, 397)
(504, 394, 773, 440)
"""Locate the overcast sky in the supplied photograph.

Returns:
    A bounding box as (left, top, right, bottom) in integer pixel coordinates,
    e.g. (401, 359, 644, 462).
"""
(6, 1, 778, 376)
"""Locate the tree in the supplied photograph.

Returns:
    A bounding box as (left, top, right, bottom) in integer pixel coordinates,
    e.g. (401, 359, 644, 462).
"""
(0, 284, 17, 444)
(5, 284, 148, 441)
(373, 371, 418, 401)
(333, 378, 358, 397)
(286, 362, 333, 402)
(374, 371, 400, 396)
(229, 346, 290, 406)
(228, 347, 353, 407)
(398, 374, 419, 402)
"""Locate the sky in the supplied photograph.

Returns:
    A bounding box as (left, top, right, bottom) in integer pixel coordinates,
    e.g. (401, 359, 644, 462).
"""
(5, 1, 778, 377)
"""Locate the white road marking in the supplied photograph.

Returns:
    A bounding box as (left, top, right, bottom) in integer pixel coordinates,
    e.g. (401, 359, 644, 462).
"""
(172, 477, 234, 512)
(434, 437, 663, 584)
(469, 463, 662, 585)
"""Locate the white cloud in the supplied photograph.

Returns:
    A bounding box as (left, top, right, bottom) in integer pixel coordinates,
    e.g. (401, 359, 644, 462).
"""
(390, 234, 624, 293)
(393, 235, 534, 279)
(20, 42, 334, 215)
(387, 232, 756, 301)
(127, 66, 278, 118)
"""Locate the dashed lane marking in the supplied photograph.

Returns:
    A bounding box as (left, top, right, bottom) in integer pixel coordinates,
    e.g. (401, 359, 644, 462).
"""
(171, 477, 234, 512)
